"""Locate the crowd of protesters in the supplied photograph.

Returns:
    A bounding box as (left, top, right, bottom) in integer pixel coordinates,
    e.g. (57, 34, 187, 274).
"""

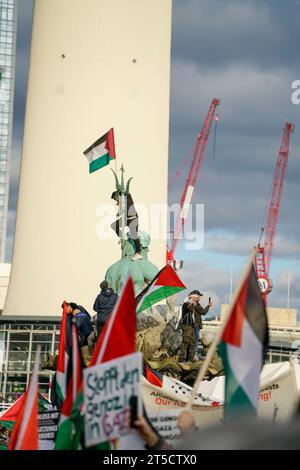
(64, 282, 212, 364)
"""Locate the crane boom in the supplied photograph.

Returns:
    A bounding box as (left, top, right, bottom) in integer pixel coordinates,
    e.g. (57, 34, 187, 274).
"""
(256, 121, 293, 301)
(167, 98, 220, 263)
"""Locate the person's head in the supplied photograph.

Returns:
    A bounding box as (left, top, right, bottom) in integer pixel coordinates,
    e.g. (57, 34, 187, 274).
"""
(100, 280, 108, 291)
(189, 290, 203, 303)
(111, 191, 120, 204)
(62, 301, 78, 314)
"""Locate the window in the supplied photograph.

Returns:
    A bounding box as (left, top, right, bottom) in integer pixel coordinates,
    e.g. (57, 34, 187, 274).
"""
(6, 373, 28, 401)
(7, 332, 30, 372)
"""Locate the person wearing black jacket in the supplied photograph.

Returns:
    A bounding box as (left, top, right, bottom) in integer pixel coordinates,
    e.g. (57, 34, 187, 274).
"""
(178, 300, 197, 363)
(93, 281, 118, 337)
(188, 290, 212, 352)
(111, 191, 142, 261)
(71, 304, 94, 347)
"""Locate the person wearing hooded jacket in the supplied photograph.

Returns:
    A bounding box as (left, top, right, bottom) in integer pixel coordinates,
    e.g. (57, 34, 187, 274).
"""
(71, 303, 94, 347)
(93, 281, 119, 337)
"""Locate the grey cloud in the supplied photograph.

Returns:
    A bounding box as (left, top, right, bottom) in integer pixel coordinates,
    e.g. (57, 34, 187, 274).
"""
(173, 0, 300, 72)
(168, 58, 300, 246)
(204, 232, 300, 260)
(177, 260, 299, 316)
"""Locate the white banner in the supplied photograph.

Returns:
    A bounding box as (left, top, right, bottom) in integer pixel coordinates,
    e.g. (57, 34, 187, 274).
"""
(143, 362, 300, 444)
(142, 378, 223, 444)
(258, 362, 299, 422)
(83, 352, 143, 447)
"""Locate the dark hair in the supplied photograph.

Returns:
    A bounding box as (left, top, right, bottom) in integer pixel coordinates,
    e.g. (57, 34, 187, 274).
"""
(100, 280, 108, 290)
(189, 290, 202, 296)
(61, 301, 78, 310)
(69, 302, 78, 310)
(111, 191, 119, 200)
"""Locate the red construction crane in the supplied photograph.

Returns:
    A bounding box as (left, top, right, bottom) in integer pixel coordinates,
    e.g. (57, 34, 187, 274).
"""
(167, 98, 220, 266)
(255, 121, 294, 303)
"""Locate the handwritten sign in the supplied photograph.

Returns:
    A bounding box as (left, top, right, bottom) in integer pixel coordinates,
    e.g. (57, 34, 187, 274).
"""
(83, 352, 142, 447)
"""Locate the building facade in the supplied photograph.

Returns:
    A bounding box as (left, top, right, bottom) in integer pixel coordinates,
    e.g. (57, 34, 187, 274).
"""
(0, 316, 60, 406)
(0, 0, 16, 262)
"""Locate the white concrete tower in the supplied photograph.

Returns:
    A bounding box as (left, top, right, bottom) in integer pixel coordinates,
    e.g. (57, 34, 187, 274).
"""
(4, 0, 172, 316)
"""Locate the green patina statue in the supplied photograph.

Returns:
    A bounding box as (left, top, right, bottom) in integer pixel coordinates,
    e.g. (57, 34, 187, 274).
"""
(105, 166, 158, 294)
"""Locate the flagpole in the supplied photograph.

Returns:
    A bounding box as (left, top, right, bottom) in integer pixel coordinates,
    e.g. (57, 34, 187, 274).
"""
(186, 248, 258, 409)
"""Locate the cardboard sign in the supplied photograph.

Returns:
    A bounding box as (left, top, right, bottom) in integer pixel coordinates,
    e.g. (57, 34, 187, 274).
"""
(83, 352, 142, 447)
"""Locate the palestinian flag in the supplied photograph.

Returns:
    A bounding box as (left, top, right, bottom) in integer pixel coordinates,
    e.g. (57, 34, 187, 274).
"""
(83, 128, 116, 174)
(8, 348, 41, 450)
(56, 302, 72, 401)
(219, 264, 269, 420)
(55, 323, 85, 450)
(0, 394, 51, 450)
(145, 366, 163, 388)
(136, 264, 186, 314)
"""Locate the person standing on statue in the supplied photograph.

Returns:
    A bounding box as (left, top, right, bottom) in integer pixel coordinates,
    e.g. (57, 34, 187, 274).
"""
(111, 190, 143, 261)
(188, 290, 212, 357)
(178, 300, 196, 363)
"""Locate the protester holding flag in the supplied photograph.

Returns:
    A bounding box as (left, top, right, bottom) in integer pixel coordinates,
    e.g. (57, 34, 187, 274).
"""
(72, 305, 94, 348)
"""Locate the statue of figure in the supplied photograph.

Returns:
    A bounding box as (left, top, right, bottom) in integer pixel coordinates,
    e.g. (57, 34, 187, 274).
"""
(105, 166, 158, 294)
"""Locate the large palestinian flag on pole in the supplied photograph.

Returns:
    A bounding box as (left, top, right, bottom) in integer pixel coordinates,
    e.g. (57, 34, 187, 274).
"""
(8, 348, 41, 450)
(136, 264, 186, 314)
(219, 264, 269, 419)
(56, 302, 72, 401)
(55, 323, 84, 450)
(83, 128, 116, 174)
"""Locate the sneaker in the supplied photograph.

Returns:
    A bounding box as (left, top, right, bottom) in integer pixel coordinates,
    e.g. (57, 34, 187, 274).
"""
(131, 253, 143, 261)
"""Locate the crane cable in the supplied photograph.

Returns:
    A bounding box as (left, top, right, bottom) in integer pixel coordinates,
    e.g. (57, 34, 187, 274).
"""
(170, 112, 220, 186)
(169, 145, 195, 187)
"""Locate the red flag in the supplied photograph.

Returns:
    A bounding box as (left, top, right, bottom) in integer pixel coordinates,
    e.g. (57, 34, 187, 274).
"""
(0, 394, 26, 422)
(90, 277, 136, 365)
(8, 348, 40, 450)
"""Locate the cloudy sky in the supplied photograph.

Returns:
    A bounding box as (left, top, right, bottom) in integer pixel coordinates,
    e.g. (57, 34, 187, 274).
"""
(9, 0, 300, 316)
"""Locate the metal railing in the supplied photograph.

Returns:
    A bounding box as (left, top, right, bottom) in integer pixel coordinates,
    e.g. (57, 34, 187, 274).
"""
(0, 402, 11, 415)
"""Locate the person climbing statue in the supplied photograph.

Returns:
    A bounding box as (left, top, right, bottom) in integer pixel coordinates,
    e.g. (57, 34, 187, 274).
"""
(111, 190, 143, 261)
